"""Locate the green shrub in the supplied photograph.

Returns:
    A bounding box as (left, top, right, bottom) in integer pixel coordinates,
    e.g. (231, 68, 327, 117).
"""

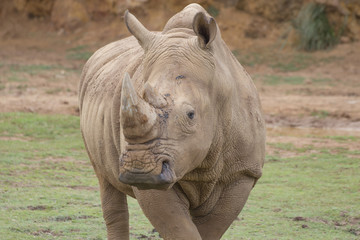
(293, 3, 337, 51)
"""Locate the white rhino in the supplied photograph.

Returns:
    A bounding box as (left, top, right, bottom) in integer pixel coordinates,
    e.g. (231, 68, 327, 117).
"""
(79, 3, 265, 239)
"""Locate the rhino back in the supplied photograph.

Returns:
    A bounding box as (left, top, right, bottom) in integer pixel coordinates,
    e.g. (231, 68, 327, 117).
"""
(79, 36, 143, 194)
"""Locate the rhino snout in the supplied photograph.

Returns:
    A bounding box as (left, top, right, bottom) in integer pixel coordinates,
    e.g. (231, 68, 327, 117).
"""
(118, 160, 175, 190)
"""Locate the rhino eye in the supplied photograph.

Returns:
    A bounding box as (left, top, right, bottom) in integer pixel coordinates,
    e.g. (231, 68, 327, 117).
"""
(187, 110, 195, 120)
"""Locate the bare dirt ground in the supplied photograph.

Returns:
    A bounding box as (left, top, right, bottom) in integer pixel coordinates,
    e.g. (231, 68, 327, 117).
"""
(0, 10, 359, 130)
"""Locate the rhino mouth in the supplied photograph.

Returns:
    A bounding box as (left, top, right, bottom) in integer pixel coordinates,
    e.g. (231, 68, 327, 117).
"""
(118, 160, 176, 190)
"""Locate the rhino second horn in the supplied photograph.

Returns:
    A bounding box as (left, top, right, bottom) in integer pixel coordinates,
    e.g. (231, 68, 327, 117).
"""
(124, 10, 156, 50)
(143, 83, 167, 108)
(121, 73, 158, 141)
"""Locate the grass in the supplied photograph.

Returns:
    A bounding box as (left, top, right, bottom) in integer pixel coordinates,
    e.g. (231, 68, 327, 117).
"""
(6, 64, 79, 74)
(1, 113, 359, 239)
(267, 142, 295, 151)
(4, 64, 60, 85)
(1, 64, 78, 89)
(8, 75, 27, 82)
(9, 64, 58, 75)
(227, 153, 360, 239)
(45, 87, 64, 95)
(270, 54, 314, 72)
(311, 77, 333, 84)
(293, 3, 338, 51)
(16, 84, 28, 91)
(207, 5, 220, 18)
(232, 47, 342, 72)
(311, 110, 330, 119)
(233, 50, 317, 72)
(324, 135, 359, 142)
(67, 52, 93, 61)
(259, 75, 305, 85)
(66, 45, 93, 61)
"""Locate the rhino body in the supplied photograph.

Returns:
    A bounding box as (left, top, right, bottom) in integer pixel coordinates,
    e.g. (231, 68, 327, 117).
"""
(79, 4, 265, 239)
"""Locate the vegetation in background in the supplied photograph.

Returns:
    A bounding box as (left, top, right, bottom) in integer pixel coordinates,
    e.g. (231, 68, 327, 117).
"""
(207, 5, 220, 17)
(311, 77, 333, 85)
(8, 75, 27, 82)
(293, 3, 338, 51)
(311, 110, 330, 119)
(232, 49, 318, 72)
(5, 64, 59, 83)
(9, 64, 57, 75)
(260, 75, 305, 85)
(0, 63, 80, 94)
(232, 47, 342, 72)
(66, 45, 93, 61)
(1, 113, 359, 239)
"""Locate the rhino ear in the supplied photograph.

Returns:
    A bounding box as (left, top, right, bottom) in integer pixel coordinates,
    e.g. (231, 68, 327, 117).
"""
(124, 10, 156, 50)
(192, 12, 217, 49)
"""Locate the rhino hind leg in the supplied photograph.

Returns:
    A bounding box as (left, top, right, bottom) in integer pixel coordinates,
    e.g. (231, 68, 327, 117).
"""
(193, 176, 255, 240)
(98, 176, 130, 240)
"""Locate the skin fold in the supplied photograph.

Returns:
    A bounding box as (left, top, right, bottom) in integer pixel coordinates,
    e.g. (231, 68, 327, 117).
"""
(79, 3, 265, 240)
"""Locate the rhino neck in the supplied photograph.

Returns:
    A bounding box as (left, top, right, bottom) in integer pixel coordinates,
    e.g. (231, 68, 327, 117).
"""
(211, 38, 265, 181)
(178, 125, 224, 209)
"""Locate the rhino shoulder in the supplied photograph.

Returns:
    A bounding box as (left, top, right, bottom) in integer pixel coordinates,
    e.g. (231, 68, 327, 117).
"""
(78, 36, 142, 111)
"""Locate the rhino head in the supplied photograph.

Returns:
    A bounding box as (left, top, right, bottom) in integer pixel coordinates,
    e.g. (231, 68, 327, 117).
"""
(119, 7, 219, 190)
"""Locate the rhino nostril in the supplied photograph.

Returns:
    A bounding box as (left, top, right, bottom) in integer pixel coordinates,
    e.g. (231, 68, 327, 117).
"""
(161, 161, 169, 174)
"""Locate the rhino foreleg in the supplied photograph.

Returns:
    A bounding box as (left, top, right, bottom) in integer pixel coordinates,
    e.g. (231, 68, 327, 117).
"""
(193, 176, 255, 240)
(133, 187, 202, 240)
(98, 177, 130, 240)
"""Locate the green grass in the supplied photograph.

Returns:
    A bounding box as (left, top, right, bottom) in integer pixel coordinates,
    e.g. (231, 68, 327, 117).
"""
(311, 110, 330, 119)
(8, 75, 27, 82)
(45, 87, 64, 95)
(1, 113, 359, 239)
(66, 52, 93, 60)
(6, 63, 78, 74)
(16, 84, 28, 91)
(311, 77, 333, 84)
(270, 54, 315, 72)
(223, 152, 360, 239)
(4, 64, 61, 84)
(67, 45, 89, 52)
(1, 64, 78, 87)
(268, 142, 295, 151)
(207, 5, 220, 17)
(324, 135, 360, 142)
(260, 75, 305, 85)
(293, 3, 338, 51)
(233, 50, 317, 72)
(66, 45, 93, 61)
(9, 64, 58, 75)
(232, 48, 343, 72)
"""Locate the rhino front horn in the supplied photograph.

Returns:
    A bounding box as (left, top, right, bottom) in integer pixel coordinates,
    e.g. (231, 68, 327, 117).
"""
(121, 73, 159, 142)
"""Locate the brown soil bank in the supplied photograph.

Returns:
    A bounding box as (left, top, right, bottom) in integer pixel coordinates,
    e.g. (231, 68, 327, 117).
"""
(1, 0, 359, 43)
(0, 0, 359, 129)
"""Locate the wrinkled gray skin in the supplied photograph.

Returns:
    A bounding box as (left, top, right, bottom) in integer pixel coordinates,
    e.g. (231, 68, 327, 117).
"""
(79, 3, 265, 240)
